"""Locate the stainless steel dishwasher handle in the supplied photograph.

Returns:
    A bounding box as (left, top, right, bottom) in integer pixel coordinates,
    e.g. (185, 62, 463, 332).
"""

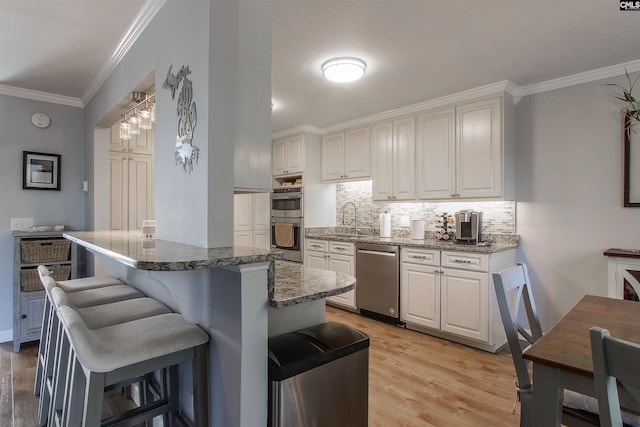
(357, 249, 397, 257)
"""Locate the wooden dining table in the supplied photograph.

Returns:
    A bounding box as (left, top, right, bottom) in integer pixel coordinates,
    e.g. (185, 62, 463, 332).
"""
(522, 295, 640, 426)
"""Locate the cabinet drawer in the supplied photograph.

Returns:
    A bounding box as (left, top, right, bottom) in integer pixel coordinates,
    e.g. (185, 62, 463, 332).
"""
(401, 248, 440, 266)
(441, 251, 488, 272)
(329, 241, 354, 255)
(306, 239, 328, 252)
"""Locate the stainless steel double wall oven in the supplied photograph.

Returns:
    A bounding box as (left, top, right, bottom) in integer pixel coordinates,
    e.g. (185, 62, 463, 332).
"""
(271, 187, 304, 262)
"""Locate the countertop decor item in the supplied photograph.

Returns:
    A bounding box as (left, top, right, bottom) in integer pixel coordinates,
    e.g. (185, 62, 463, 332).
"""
(163, 64, 199, 173)
(435, 212, 455, 241)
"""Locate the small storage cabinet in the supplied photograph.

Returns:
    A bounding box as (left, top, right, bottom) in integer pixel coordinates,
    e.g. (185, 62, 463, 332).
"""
(13, 231, 76, 351)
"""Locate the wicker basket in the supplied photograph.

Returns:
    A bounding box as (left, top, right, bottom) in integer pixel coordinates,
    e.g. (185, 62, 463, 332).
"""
(21, 239, 70, 263)
(20, 265, 71, 292)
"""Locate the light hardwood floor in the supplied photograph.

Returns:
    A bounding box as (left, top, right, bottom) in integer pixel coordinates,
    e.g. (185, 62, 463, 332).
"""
(1, 307, 521, 426)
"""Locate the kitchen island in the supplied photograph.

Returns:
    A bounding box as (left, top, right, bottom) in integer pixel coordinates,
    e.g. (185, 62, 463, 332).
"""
(63, 231, 355, 427)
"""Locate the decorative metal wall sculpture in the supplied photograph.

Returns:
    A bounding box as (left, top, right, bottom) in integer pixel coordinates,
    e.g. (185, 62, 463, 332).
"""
(163, 64, 199, 173)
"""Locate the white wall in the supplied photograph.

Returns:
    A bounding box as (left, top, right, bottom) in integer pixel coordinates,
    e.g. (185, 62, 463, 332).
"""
(84, 0, 272, 248)
(515, 76, 640, 330)
(0, 95, 85, 335)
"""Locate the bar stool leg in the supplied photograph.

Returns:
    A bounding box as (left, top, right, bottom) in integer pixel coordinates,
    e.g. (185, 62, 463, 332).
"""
(82, 370, 106, 427)
(38, 312, 61, 425)
(193, 344, 209, 427)
(48, 330, 71, 425)
(63, 352, 85, 427)
(34, 297, 52, 396)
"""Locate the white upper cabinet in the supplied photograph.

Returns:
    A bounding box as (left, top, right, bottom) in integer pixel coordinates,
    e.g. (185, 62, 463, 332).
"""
(322, 127, 371, 182)
(456, 97, 502, 198)
(417, 96, 508, 200)
(273, 135, 304, 176)
(417, 108, 456, 199)
(372, 117, 416, 201)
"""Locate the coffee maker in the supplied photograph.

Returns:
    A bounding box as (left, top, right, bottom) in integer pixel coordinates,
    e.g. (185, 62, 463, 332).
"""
(454, 210, 482, 244)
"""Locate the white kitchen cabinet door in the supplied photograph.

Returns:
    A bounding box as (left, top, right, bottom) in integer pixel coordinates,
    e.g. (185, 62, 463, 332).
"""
(272, 139, 288, 176)
(400, 263, 440, 329)
(252, 230, 270, 250)
(456, 97, 502, 198)
(234, 194, 253, 231)
(322, 133, 345, 181)
(127, 154, 155, 231)
(272, 135, 304, 176)
(371, 122, 394, 200)
(392, 117, 416, 200)
(109, 153, 128, 230)
(234, 231, 252, 247)
(327, 253, 356, 309)
(343, 127, 371, 180)
(252, 193, 271, 230)
(417, 108, 456, 199)
(440, 268, 488, 342)
(305, 250, 328, 270)
(129, 126, 154, 155)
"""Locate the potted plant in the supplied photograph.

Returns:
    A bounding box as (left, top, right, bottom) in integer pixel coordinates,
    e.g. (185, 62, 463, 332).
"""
(608, 69, 640, 136)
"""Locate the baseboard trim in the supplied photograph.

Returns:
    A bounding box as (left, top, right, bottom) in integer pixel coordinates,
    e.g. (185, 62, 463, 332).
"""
(0, 329, 13, 343)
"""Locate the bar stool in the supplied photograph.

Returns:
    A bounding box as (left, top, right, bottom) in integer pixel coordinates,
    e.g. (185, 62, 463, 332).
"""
(34, 266, 125, 396)
(37, 275, 148, 425)
(54, 301, 209, 426)
(45, 286, 177, 426)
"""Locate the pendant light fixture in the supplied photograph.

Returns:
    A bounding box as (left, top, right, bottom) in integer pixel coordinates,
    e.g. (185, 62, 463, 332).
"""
(118, 92, 156, 140)
(321, 57, 366, 83)
(139, 103, 153, 130)
(128, 114, 140, 135)
(119, 118, 132, 140)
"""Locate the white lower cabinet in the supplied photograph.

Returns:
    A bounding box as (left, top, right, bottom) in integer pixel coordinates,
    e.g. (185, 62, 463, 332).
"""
(304, 239, 356, 309)
(400, 247, 514, 352)
(233, 193, 270, 250)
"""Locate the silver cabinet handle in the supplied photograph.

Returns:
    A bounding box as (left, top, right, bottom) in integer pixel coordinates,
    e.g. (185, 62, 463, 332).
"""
(452, 259, 472, 264)
(410, 255, 427, 259)
(335, 247, 347, 251)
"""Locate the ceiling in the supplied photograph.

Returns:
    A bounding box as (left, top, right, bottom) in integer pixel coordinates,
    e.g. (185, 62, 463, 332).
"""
(2, 1, 640, 133)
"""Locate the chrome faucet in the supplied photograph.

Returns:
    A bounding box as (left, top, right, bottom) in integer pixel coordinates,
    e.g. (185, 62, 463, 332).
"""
(340, 202, 358, 234)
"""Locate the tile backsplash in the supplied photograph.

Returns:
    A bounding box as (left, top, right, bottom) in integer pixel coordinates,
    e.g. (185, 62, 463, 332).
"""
(335, 180, 516, 236)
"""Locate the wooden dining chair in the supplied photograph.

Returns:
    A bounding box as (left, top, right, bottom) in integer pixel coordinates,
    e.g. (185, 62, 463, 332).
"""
(590, 326, 640, 427)
(493, 263, 600, 427)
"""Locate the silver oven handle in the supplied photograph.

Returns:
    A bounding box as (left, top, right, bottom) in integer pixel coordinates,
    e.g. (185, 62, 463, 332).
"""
(271, 223, 302, 227)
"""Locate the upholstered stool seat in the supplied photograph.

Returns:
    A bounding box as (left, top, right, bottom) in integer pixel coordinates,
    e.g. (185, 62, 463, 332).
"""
(37, 265, 124, 291)
(50, 286, 171, 329)
(56, 305, 209, 426)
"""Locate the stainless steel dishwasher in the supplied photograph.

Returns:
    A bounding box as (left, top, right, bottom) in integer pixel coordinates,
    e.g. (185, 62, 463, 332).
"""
(355, 242, 400, 324)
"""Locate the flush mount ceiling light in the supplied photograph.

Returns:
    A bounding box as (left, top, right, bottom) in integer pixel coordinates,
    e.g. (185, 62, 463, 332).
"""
(321, 57, 366, 83)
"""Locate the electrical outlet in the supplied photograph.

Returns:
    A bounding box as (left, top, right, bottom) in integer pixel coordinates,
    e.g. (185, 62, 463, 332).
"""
(11, 218, 33, 231)
(400, 216, 410, 227)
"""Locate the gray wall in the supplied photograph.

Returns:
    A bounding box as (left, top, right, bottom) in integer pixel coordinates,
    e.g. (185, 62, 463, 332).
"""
(516, 76, 640, 329)
(0, 95, 85, 336)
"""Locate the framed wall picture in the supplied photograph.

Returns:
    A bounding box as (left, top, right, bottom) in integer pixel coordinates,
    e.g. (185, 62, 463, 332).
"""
(22, 151, 61, 191)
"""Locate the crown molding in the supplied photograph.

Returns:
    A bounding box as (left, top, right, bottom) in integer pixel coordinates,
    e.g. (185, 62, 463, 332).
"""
(519, 59, 640, 98)
(319, 80, 518, 135)
(271, 124, 323, 140)
(81, 0, 166, 106)
(0, 84, 83, 107)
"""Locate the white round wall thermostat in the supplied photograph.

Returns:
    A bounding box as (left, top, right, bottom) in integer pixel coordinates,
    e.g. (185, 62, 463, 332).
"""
(31, 112, 51, 128)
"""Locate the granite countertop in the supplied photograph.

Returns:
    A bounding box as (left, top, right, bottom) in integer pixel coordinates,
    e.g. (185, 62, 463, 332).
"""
(270, 260, 356, 309)
(64, 230, 282, 271)
(305, 232, 518, 254)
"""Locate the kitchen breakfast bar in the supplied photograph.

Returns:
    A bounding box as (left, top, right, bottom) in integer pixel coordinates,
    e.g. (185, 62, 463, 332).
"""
(63, 230, 356, 427)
